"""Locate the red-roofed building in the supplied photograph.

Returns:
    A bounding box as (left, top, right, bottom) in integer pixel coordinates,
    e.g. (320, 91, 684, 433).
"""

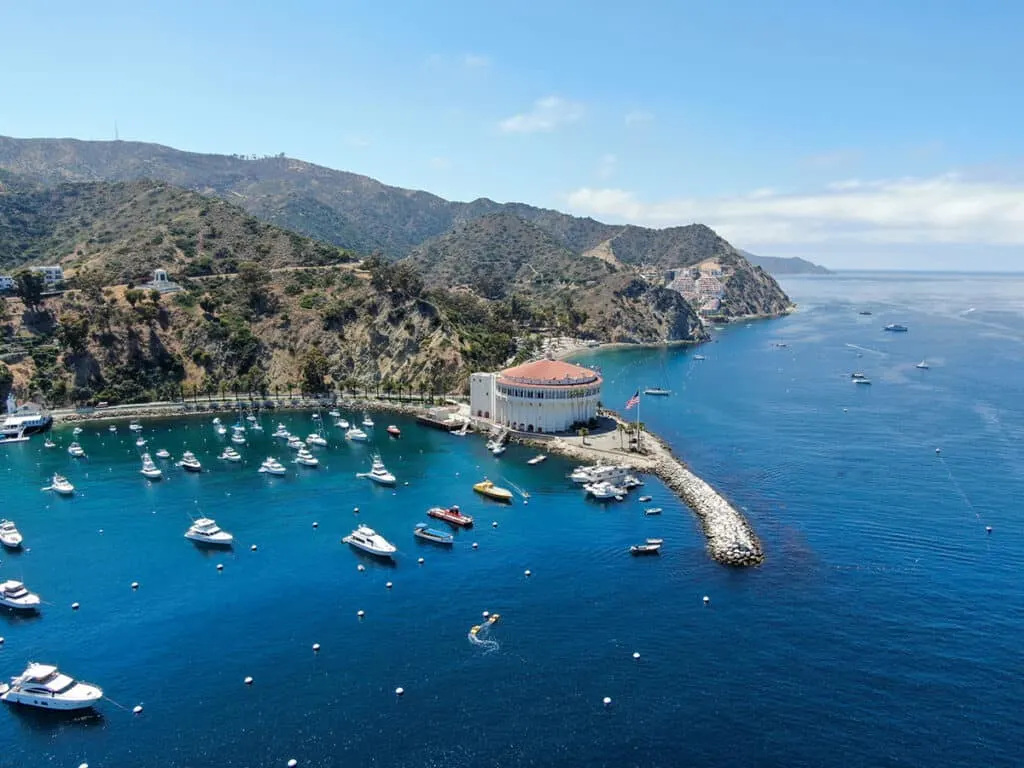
(470, 359, 602, 433)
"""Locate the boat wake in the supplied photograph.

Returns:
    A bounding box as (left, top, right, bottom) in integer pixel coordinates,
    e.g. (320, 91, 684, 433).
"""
(845, 343, 885, 357)
(468, 615, 500, 653)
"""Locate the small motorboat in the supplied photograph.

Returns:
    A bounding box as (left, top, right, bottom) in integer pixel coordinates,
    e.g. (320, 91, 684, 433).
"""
(622, 475, 643, 490)
(140, 453, 162, 480)
(693, 354, 706, 361)
(45, 474, 75, 496)
(246, 414, 258, 423)
(328, 410, 340, 418)
(488, 441, 506, 456)
(585, 481, 626, 501)
(294, 448, 320, 467)
(386, 425, 401, 437)
(212, 417, 222, 425)
(644, 388, 671, 396)
(630, 539, 663, 555)
(272, 424, 290, 439)
(639, 495, 653, 503)
(527, 454, 547, 465)
(230, 428, 246, 445)
(853, 377, 872, 385)
(251, 421, 264, 431)
(108, 425, 117, 433)
(644, 507, 663, 516)
(311, 413, 321, 421)
(0, 580, 41, 612)
(155, 448, 171, 459)
(427, 505, 474, 527)
(0, 520, 24, 550)
(72, 427, 83, 436)
(916, 360, 930, 370)
(185, 518, 234, 547)
(361, 415, 374, 428)
(306, 433, 328, 447)
(414, 523, 454, 546)
(884, 324, 908, 332)
(177, 451, 202, 472)
(215, 424, 227, 435)
(342, 525, 396, 558)
(287, 436, 305, 450)
(851, 372, 868, 380)
(67, 442, 85, 458)
(356, 454, 396, 485)
(43, 438, 56, 449)
(259, 457, 287, 476)
(336, 419, 350, 429)
(129, 422, 142, 432)
(0, 663, 103, 710)
(219, 447, 242, 462)
(473, 479, 513, 503)
(345, 426, 368, 442)
(135, 437, 147, 447)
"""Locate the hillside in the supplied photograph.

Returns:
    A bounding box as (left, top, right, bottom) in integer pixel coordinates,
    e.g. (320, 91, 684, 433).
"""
(0, 174, 353, 283)
(739, 250, 832, 275)
(0, 136, 791, 320)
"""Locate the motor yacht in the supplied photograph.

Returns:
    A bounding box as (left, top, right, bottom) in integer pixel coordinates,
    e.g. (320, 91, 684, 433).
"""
(527, 454, 547, 465)
(219, 446, 242, 462)
(361, 415, 374, 428)
(472, 479, 514, 503)
(639, 495, 653, 503)
(246, 414, 257, 423)
(311, 412, 321, 420)
(427, 505, 474, 527)
(0, 520, 24, 549)
(258, 457, 287, 476)
(328, 410, 341, 418)
(336, 419, 350, 430)
(386, 425, 401, 437)
(306, 433, 328, 447)
(644, 507, 663, 516)
(212, 417, 222, 425)
(251, 421, 263, 431)
(414, 523, 454, 546)
(884, 324, 909, 332)
(487, 441, 506, 456)
(135, 437, 147, 447)
(139, 453, 162, 480)
(108, 424, 117, 433)
(230, 428, 246, 445)
(345, 426, 368, 442)
(0, 581, 41, 612)
(43, 437, 56, 449)
(129, 422, 142, 432)
(72, 427, 83, 436)
(67, 442, 85, 458)
(622, 475, 643, 490)
(569, 465, 632, 486)
(155, 448, 171, 459)
(0, 663, 103, 710)
(272, 424, 290, 439)
(630, 539, 663, 555)
(215, 424, 227, 435)
(177, 451, 202, 472)
(287, 436, 305, 450)
(46, 474, 75, 496)
(185, 517, 234, 546)
(356, 454, 396, 485)
(294, 448, 320, 467)
(342, 525, 396, 558)
(1, 394, 52, 438)
(693, 354, 706, 361)
(585, 481, 627, 501)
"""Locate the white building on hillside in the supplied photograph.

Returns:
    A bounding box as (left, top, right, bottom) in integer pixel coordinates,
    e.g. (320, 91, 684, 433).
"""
(31, 266, 64, 286)
(470, 359, 602, 434)
(142, 268, 182, 293)
(0, 275, 15, 292)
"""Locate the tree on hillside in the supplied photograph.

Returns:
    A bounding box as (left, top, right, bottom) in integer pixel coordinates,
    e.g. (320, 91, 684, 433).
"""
(14, 271, 46, 311)
(238, 261, 270, 288)
(58, 314, 91, 354)
(0, 362, 12, 402)
(301, 347, 329, 393)
(149, 289, 162, 304)
(124, 289, 144, 307)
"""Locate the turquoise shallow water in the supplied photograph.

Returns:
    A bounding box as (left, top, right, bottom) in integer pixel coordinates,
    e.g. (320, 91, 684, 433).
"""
(1, 271, 1023, 767)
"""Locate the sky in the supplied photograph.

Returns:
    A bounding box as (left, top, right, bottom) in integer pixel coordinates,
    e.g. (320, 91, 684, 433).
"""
(2, 0, 1023, 270)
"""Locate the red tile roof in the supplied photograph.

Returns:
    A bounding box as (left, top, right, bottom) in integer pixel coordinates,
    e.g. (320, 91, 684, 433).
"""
(498, 359, 601, 388)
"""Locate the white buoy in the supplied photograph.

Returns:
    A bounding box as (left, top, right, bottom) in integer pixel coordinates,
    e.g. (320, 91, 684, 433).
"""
(312, 521, 319, 528)
(633, 651, 641, 660)
(79, 763, 89, 768)
(417, 557, 424, 564)
(492, 521, 498, 528)
(250, 544, 258, 552)
(133, 704, 143, 714)
(395, 687, 405, 696)
(357, 564, 365, 572)
(288, 760, 298, 768)
(353, 506, 359, 514)
(71, 602, 80, 611)
(986, 526, 993, 533)
(357, 610, 365, 618)
(602, 696, 612, 707)
(312, 643, 321, 652)
(244, 676, 254, 685)
(935, 448, 941, 454)
(131, 582, 139, 590)
(482, 611, 490, 618)
(524, 569, 532, 577)
(385, 581, 393, 589)
(0, 637, 4, 645)
(703, 595, 710, 606)
(216, 563, 224, 571)
(472, 542, 479, 549)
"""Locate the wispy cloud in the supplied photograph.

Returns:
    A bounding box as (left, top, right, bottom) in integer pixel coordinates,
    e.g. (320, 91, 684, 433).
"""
(566, 173, 1024, 246)
(428, 156, 451, 170)
(344, 135, 371, 148)
(597, 153, 617, 179)
(624, 110, 654, 126)
(498, 96, 584, 134)
(425, 53, 490, 70)
(462, 53, 490, 69)
(803, 149, 861, 169)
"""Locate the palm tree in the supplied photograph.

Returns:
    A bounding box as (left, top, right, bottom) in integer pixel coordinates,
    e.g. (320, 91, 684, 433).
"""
(578, 427, 589, 446)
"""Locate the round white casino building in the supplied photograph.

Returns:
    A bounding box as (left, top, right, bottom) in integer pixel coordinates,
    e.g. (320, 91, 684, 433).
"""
(469, 359, 602, 434)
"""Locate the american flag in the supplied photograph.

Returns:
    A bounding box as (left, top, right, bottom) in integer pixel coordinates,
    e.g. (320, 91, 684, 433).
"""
(625, 390, 640, 410)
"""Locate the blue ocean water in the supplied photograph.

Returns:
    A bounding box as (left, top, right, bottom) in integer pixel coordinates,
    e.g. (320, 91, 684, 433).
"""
(1, 271, 1022, 767)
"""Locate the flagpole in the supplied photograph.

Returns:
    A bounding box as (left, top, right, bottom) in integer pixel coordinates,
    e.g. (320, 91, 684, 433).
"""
(636, 390, 640, 452)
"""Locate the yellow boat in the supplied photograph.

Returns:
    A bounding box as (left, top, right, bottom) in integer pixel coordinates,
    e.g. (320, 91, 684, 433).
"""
(473, 479, 514, 502)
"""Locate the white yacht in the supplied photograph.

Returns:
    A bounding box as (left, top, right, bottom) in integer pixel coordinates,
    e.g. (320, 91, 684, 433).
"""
(155, 448, 171, 459)
(212, 417, 222, 425)
(0, 663, 103, 711)
(345, 426, 368, 442)
(527, 454, 547, 465)
(569, 465, 632, 486)
(272, 424, 290, 439)
(287, 436, 305, 450)
(1, 394, 53, 438)
(622, 475, 643, 490)
(215, 424, 227, 435)
(185, 517, 234, 546)
(294, 448, 320, 467)
(46, 473, 75, 496)
(246, 414, 258, 423)
(0, 520, 24, 549)
(140, 453, 162, 480)
(259, 457, 287, 476)
(356, 454, 396, 485)
(177, 451, 202, 472)
(916, 360, 930, 370)
(67, 442, 85, 458)
(72, 427, 83, 436)
(0, 581, 41, 612)
(219, 446, 242, 462)
(361, 415, 374, 428)
(135, 436, 147, 447)
(230, 427, 246, 445)
(328, 410, 341, 418)
(43, 437, 56, 449)
(108, 424, 117, 433)
(585, 481, 627, 501)
(129, 422, 143, 432)
(306, 432, 328, 447)
(342, 525, 396, 558)
(336, 419, 350, 430)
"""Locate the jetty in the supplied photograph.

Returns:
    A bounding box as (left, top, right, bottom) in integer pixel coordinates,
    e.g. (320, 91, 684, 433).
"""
(514, 413, 764, 567)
